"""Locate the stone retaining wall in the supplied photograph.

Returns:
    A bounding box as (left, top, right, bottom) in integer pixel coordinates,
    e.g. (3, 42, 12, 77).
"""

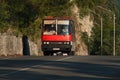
(0, 33, 39, 56)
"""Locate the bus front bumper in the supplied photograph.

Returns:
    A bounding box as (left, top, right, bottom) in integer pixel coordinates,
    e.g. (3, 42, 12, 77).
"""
(41, 44, 72, 52)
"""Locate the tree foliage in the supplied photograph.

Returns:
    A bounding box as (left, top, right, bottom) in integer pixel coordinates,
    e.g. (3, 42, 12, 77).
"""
(0, 0, 120, 55)
(74, 0, 120, 55)
(0, 0, 71, 40)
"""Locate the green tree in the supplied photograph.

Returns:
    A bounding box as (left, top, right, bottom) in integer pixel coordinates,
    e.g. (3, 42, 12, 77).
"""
(0, 0, 120, 55)
(0, 0, 10, 32)
(89, 0, 119, 55)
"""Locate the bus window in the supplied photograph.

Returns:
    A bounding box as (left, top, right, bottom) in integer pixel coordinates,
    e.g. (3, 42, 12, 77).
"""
(43, 24, 56, 35)
(58, 25, 70, 35)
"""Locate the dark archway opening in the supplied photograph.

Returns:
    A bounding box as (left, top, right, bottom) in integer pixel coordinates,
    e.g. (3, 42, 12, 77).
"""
(22, 36, 30, 55)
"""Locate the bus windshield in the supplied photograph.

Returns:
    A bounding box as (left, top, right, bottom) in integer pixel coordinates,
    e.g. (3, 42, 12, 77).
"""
(43, 24, 56, 35)
(42, 20, 71, 35)
(57, 25, 70, 35)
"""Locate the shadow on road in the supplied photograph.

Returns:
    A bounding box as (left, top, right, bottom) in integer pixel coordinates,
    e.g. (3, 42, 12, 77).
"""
(0, 57, 120, 80)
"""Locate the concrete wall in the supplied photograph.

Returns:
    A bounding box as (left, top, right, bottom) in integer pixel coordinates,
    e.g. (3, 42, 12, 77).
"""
(28, 40, 39, 56)
(0, 33, 40, 56)
(0, 33, 23, 56)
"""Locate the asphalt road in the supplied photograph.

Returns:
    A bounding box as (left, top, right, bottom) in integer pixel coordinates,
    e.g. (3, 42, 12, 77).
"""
(0, 56, 120, 80)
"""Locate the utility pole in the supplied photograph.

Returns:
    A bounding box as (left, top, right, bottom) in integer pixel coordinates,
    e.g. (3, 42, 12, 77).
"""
(113, 14, 116, 56)
(101, 17, 103, 56)
(97, 6, 116, 56)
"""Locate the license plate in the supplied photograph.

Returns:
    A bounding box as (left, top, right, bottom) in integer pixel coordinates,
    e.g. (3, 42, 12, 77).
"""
(53, 48, 60, 50)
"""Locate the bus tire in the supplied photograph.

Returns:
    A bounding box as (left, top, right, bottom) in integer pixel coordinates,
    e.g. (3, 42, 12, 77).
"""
(68, 51, 75, 55)
(43, 52, 49, 56)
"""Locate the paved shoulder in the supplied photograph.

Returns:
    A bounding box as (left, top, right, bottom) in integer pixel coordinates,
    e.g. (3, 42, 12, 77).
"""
(0, 56, 120, 80)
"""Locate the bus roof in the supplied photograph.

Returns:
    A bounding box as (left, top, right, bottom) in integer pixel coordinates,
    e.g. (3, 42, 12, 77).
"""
(43, 16, 73, 20)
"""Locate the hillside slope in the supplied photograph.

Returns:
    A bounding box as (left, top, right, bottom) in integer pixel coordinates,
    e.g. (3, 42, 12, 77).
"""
(71, 4, 93, 55)
(0, 0, 119, 56)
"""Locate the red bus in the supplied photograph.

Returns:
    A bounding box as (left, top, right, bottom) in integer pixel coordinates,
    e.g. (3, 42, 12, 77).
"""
(41, 17, 75, 56)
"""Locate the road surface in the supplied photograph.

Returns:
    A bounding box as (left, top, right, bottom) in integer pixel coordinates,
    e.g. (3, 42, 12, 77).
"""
(0, 56, 120, 80)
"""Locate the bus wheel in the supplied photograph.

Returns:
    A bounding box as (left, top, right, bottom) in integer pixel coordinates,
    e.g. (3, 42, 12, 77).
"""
(50, 53, 53, 56)
(43, 52, 49, 56)
(68, 51, 75, 55)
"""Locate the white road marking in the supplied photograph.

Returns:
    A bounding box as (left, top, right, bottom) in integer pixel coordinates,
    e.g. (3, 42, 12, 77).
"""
(1, 56, 73, 76)
(0, 56, 22, 60)
(0, 57, 11, 60)
(1, 67, 30, 76)
(63, 53, 68, 56)
(56, 56, 73, 61)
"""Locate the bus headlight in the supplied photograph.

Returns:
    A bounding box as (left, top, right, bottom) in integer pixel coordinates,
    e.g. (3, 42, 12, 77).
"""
(43, 42, 49, 44)
(64, 42, 66, 44)
(64, 42, 69, 44)
(46, 42, 49, 44)
(44, 42, 46, 44)
(66, 42, 69, 44)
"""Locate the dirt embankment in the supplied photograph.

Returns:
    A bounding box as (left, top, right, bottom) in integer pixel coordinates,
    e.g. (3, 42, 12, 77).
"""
(71, 4, 93, 55)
